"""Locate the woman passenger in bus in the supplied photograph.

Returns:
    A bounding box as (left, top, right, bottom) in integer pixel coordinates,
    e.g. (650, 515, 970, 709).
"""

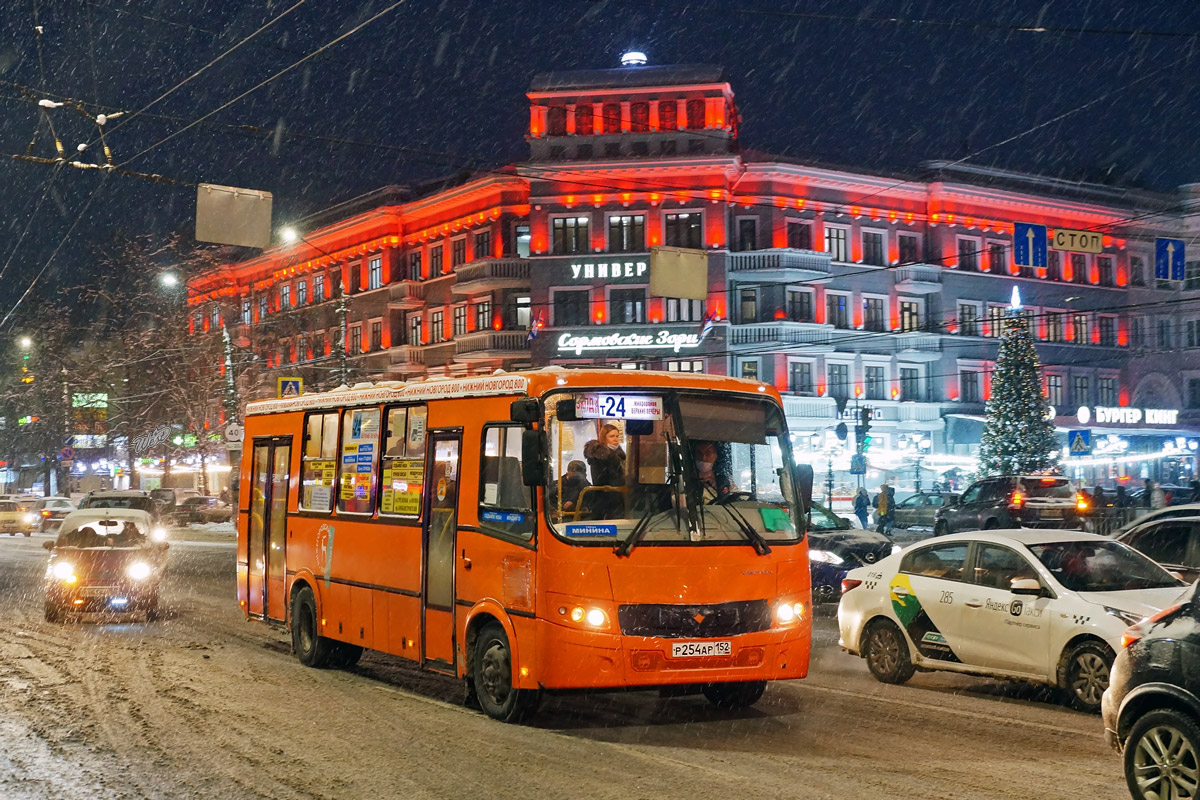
(584, 424, 626, 519)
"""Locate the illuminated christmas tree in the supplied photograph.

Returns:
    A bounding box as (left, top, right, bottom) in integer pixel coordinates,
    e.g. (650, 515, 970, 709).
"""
(978, 288, 1062, 476)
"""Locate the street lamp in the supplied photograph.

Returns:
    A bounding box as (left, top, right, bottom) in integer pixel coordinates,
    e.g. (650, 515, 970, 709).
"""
(18, 336, 32, 350)
(158, 271, 179, 288)
(278, 226, 349, 387)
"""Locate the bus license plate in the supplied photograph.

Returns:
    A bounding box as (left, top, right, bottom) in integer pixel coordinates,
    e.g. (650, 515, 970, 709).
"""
(672, 641, 731, 658)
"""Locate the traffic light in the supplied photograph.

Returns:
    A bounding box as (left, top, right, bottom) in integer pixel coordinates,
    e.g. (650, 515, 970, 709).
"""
(859, 407, 873, 451)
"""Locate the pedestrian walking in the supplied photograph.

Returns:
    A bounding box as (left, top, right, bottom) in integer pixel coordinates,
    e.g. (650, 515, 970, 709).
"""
(874, 482, 893, 535)
(853, 488, 870, 529)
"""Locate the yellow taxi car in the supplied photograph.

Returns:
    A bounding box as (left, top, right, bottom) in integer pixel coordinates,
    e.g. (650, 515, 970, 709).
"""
(0, 498, 39, 536)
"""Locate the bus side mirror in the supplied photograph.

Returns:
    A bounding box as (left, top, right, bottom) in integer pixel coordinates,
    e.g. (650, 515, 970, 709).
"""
(794, 464, 814, 516)
(557, 399, 578, 422)
(510, 398, 540, 424)
(521, 429, 546, 487)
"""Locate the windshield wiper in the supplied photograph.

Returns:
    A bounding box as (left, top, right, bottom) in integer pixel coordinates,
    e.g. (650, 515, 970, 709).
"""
(712, 499, 772, 555)
(614, 494, 673, 557)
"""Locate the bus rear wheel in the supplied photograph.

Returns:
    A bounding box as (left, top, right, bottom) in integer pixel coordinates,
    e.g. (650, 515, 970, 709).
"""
(291, 585, 334, 668)
(703, 680, 767, 710)
(473, 622, 540, 723)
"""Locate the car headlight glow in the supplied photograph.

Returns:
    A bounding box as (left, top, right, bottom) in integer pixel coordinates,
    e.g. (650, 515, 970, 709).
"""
(891, 544, 903, 555)
(127, 561, 152, 580)
(150, 527, 167, 542)
(51, 561, 75, 581)
(24, 513, 37, 525)
(809, 549, 844, 565)
(1104, 606, 1144, 627)
(775, 600, 806, 624)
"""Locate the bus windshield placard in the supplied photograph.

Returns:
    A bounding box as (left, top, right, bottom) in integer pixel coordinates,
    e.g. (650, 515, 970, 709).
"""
(575, 394, 663, 420)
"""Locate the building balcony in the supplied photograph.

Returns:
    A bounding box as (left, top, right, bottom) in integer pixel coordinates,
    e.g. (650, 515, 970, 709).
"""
(893, 264, 943, 294)
(726, 249, 832, 282)
(897, 403, 945, 423)
(892, 328, 943, 360)
(728, 322, 834, 351)
(388, 282, 426, 310)
(454, 330, 530, 362)
(452, 258, 531, 296)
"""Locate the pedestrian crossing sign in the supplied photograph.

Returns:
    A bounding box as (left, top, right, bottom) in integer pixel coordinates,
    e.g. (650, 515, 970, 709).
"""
(277, 377, 303, 398)
(1068, 429, 1091, 455)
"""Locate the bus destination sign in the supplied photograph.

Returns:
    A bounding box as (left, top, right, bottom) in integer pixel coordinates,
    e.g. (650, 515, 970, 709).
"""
(576, 394, 663, 420)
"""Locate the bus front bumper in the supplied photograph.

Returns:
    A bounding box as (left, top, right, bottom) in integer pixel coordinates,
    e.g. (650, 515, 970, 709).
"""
(533, 619, 811, 690)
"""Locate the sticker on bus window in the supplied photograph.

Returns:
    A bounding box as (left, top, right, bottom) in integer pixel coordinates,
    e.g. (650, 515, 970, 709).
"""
(481, 510, 526, 524)
(575, 394, 663, 420)
(564, 523, 618, 537)
(310, 486, 332, 509)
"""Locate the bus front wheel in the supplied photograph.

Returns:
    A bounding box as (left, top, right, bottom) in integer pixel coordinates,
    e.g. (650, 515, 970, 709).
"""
(703, 680, 767, 710)
(291, 585, 334, 668)
(473, 622, 540, 723)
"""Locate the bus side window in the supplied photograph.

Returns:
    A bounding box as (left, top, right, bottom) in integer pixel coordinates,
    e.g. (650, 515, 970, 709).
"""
(380, 404, 426, 518)
(479, 425, 534, 541)
(300, 412, 339, 512)
(338, 407, 381, 515)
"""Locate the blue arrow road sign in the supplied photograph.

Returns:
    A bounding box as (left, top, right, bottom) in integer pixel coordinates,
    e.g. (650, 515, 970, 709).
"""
(1013, 222, 1047, 269)
(1068, 429, 1092, 456)
(1156, 238, 1186, 281)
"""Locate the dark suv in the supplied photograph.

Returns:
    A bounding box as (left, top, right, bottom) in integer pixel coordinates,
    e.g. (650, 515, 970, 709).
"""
(1103, 581, 1198, 800)
(933, 475, 1085, 535)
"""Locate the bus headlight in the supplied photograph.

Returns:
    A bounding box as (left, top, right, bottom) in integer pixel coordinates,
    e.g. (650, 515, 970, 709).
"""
(566, 606, 608, 628)
(775, 600, 807, 624)
(809, 549, 844, 565)
(127, 562, 152, 580)
(52, 561, 76, 582)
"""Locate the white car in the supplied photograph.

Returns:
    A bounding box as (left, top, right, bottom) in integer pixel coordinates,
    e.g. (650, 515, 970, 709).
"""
(838, 529, 1187, 713)
(1113, 503, 1200, 537)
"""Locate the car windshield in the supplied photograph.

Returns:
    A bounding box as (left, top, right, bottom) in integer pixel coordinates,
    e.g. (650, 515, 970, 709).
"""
(57, 520, 146, 548)
(82, 496, 155, 513)
(808, 502, 850, 531)
(1027, 540, 1181, 592)
(543, 391, 801, 548)
(1019, 479, 1075, 499)
(0, 501, 16, 512)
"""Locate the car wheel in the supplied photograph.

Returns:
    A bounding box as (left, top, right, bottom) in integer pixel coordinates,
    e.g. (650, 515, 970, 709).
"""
(44, 600, 61, 623)
(472, 622, 540, 723)
(703, 680, 767, 710)
(1061, 639, 1114, 713)
(329, 642, 364, 669)
(863, 619, 915, 685)
(982, 519, 1000, 530)
(290, 585, 334, 668)
(933, 521, 950, 537)
(1124, 708, 1200, 800)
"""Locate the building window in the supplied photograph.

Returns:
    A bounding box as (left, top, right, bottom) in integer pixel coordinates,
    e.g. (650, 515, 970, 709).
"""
(451, 238, 467, 267)
(630, 101, 649, 132)
(281, 284, 291, 308)
(664, 213, 702, 249)
(515, 225, 531, 258)
(658, 100, 677, 130)
(1186, 262, 1200, 291)
(1071, 254, 1088, 284)
(734, 217, 758, 252)
(475, 301, 492, 332)
(827, 293, 849, 329)
(787, 290, 812, 322)
(1097, 256, 1114, 287)
(297, 280, 308, 306)
(553, 217, 590, 255)
(1099, 316, 1116, 346)
(1158, 319, 1173, 348)
(739, 288, 758, 323)
(740, 359, 759, 380)
(900, 368, 920, 401)
(863, 231, 885, 266)
(1047, 375, 1064, 406)
(667, 359, 704, 373)
(959, 303, 979, 337)
(430, 245, 444, 274)
(1047, 250, 1062, 281)
(368, 256, 383, 290)
(958, 238, 980, 271)
(1073, 314, 1089, 343)
(1045, 311, 1063, 342)
(988, 242, 1007, 275)
(900, 300, 921, 332)
(1098, 377, 1117, 406)
(453, 305, 467, 337)
(348, 264, 361, 293)
(685, 98, 705, 130)
(510, 295, 531, 330)
(429, 311, 444, 343)
(961, 370, 980, 404)
(1073, 375, 1090, 406)
(314, 272, 325, 300)
(825, 226, 849, 262)
(258, 296, 268, 320)
(370, 320, 382, 350)
(313, 332, 325, 357)
(1188, 321, 1200, 348)
(898, 234, 920, 264)
(828, 364, 850, 400)
(610, 288, 646, 324)
(1130, 256, 1146, 286)
(1129, 316, 1143, 348)
(601, 102, 620, 134)
(554, 290, 590, 327)
(666, 297, 703, 322)
(789, 362, 813, 394)
(241, 299, 251, 325)
(408, 315, 422, 346)
(987, 305, 1006, 338)
(408, 252, 422, 281)
(546, 106, 567, 136)
(608, 215, 645, 253)
(474, 230, 492, 260)
(863, 297, 885, 332)
(350, 325, 363, 354)
(865, 366, 886, 400)
(1189, 379, 1200, 409)
(786, 221, 812, 250)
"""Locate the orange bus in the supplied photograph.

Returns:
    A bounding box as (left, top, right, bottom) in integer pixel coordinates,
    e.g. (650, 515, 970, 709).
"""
(237, 369, 813, 721)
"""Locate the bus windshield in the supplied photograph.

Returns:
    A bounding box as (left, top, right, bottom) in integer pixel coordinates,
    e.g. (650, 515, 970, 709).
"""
(544, 391, 801, 549)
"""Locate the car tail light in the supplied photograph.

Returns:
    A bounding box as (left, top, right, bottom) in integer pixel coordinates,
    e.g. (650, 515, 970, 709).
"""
(40, 510, 50, 517)
(1121, 603, 1182, 648)
(1076, 493, 1089, 511)
(841, 578, 863, 594)
(1009, 491, 1024, 508)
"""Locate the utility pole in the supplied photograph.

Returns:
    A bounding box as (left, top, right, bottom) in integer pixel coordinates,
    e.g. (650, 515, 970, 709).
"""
(336, 277, 349, 387)
(222, 324, 242, 505)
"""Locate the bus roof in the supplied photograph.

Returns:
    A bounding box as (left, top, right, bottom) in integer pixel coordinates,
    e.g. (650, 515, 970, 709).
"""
(244, 368, 779, 416)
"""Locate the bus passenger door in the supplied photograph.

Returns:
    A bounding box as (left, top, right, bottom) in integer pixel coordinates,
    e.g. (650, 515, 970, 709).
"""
(246, 437, 291, 622)
(422, 432, 461, 673)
